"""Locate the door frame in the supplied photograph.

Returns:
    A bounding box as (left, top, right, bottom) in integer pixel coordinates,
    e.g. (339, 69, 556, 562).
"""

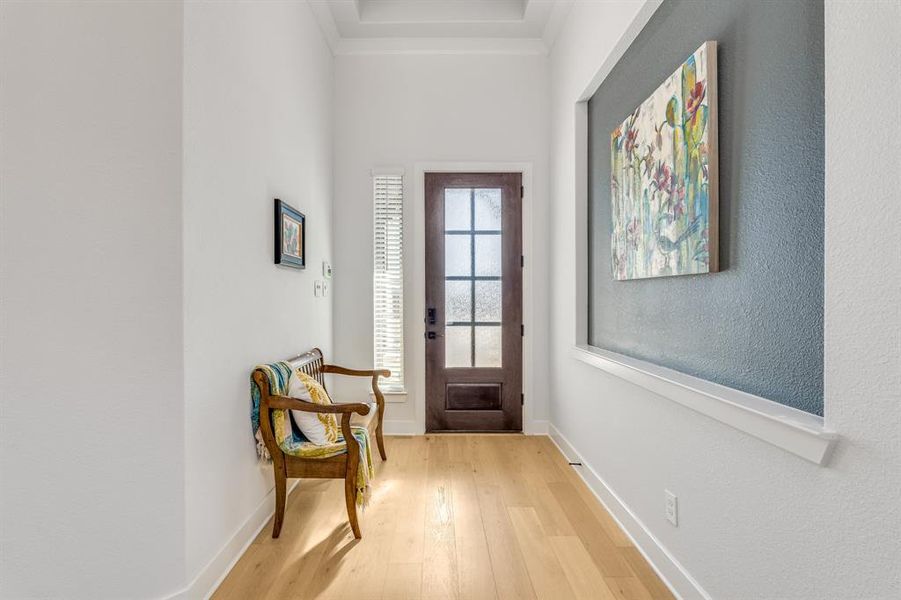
(407, 162, 541, 435)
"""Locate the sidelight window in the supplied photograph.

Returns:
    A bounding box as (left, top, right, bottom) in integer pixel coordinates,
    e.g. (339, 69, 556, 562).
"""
(373, 172, 405, 391)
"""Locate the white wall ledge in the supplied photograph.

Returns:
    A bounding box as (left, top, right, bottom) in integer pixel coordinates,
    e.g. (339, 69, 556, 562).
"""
(571, 344, 838, 465)
(370, 390, 408, 404)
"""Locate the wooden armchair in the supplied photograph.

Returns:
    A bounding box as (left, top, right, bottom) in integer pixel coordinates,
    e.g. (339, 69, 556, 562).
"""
(252, 348, 389, 539)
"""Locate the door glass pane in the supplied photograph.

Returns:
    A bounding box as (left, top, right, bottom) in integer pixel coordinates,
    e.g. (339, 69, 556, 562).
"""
(444, 188, 471, 231)
(474, 189, 502, 230)
(445, 280, 471, 323)
(475, 280, 502, 322)
(474, 326, 502, 367)
(445, 326, 471, 367)
(474, 234, 501, 276)
(445, 234, 471, 276)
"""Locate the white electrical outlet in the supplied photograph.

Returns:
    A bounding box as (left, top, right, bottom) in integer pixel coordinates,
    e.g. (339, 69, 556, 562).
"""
(665, 490, 678, 526)
(313, 280, 323, 297)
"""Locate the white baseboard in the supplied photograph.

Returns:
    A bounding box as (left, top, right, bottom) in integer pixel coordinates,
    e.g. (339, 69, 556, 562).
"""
(164, 480, 299, 600)
(382, 419, 423, 435)
(547, 423, 711, 600)
(383, 419, 547, 435)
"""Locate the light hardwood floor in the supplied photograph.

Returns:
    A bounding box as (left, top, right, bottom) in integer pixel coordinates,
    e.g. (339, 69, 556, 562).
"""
(213, 435, 674, 600)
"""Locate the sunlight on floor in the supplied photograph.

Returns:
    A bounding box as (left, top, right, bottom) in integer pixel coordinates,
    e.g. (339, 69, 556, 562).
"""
(212, 435, 673, 600)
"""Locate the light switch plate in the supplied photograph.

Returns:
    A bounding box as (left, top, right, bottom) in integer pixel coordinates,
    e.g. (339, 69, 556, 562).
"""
(665, 490, 678, 526)
(322, 261, 332, 279)
(314, 280, 323, 297)
(322, 280, 329, 296)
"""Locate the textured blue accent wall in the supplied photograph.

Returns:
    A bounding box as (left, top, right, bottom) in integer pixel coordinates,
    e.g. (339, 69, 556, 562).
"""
(587, 0, 824, 415)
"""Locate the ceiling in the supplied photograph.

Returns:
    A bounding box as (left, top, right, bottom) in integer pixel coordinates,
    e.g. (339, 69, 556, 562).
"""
(308, 0, 573, 54)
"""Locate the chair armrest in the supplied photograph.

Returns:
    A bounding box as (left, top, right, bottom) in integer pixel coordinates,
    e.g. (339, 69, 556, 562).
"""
(267, 395, 370, 416)
(322, 364, 391, 378)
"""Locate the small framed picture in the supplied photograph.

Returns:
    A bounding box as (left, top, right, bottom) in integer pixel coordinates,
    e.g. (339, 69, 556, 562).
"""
(274, 199, 305, 269)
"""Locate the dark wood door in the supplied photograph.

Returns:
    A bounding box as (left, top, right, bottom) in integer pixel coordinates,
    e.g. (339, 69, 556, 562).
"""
(425, 173, 523, 432)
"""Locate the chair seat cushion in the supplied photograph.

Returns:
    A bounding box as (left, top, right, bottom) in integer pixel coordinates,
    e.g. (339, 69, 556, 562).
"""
(275, 418, 369, 460)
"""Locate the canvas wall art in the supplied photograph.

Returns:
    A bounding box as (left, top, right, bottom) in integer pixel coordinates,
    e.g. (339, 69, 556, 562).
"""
(610, 41, 718, 280)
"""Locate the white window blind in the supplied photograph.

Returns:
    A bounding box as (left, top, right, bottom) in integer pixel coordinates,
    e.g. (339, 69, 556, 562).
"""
(373, 173, 404, 392)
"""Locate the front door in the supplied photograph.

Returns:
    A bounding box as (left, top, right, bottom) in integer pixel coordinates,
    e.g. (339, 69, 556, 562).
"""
(425, 173, 523, 432)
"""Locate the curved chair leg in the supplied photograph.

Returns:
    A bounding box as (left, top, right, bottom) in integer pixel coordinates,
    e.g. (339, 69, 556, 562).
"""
(376, 422, 387, 461)
(344, 464, 361, 539)
(272, 459, 287, 538)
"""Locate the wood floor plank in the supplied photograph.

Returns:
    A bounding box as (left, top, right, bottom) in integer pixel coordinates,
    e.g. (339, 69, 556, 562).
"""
(547, 480, 634, 577)
(450, 461, 497, 600)
(519, 436, 571, 484)
(549, 536, 618, 600)
(512, 438, 579, 536)
(471, 441, 537, 600)
(620, 547, 676, 600)
(507, 507, 577, 600)
(213, 542, 283, 600)
(486, 436, 574, 539)
(261, 490, 348, 600)
(327, 435, 419, 599)
(301, 482, 381, 598)
(475, 485, 537, 600)
(604, 576, 655, 600)
(388, 436, 428, 564)
(468, 435, 503, 489)
(216, 489, 339, 600)
(211, 435, 672, 600)
(522, 474, 577, 536)
(249, 482, 311, 547)
(537, 437, 634, 547)
(301, 437, 404, 599)
(421, 436, 459, 599)
(382, 562, 422, 600)
(446, 434, 472, 463)
(485, 436, 534, 508)
(266, 521, 351, 600)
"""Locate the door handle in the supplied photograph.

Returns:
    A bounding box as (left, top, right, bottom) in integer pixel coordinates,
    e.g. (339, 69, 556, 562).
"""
(426, 331, 445, 340)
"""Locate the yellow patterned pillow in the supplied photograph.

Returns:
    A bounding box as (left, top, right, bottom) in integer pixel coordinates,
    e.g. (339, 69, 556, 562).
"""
(287, 370, 339, 445)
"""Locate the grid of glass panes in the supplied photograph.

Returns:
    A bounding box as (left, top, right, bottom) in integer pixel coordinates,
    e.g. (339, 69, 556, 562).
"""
(444, 188, 503, 368)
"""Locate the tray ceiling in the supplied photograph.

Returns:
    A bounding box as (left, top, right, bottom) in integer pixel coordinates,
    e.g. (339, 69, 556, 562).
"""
(308, 0, 572, 54)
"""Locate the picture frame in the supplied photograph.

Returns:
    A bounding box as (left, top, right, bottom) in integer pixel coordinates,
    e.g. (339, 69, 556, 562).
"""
(274, 199, 305, 269)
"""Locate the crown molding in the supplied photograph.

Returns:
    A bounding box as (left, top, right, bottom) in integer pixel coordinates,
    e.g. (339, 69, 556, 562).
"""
(308, 0, 556, 56)
(307, 0, 340, 53)
(541, 0, 573, 51)
(334, 37, 548, 56)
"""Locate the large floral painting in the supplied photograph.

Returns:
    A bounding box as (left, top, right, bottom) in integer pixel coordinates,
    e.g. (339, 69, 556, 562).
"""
(610, 41, 719, 280)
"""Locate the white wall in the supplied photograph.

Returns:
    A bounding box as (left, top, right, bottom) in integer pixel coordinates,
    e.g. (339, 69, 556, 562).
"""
(333, 53, 550, 433)
(4, 2, 897, 598)
(182, 0, 334, 588)
(0, 2, 186, 598)
(548, 1, 901, 598)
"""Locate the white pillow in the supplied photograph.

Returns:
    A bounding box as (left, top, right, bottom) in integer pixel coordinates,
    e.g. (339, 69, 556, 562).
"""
(288, 370, 339, 446)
